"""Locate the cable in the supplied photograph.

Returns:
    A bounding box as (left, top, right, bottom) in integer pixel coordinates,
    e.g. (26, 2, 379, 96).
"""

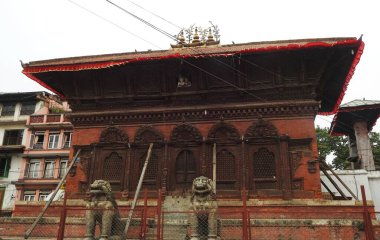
(123, 0, 182, 29)
(118, 0, 376, 133)
(105, 0, 176, 41)
(67, 0, 159, 49)
(68, 0, 371, 136)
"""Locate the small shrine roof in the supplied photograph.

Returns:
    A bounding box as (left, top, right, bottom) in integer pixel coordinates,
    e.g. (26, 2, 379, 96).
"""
(330, 99, 380, 136)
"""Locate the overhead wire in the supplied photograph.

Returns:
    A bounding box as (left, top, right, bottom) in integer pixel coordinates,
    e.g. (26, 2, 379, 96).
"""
(124, 0, 378, 136)
(67, 0, 371, 136)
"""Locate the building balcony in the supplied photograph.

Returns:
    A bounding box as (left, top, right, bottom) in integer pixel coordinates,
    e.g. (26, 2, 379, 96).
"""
(28, 114, 69, 124)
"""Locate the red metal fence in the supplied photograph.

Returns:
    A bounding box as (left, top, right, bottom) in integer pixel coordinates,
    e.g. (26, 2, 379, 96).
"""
(0, 186, 378, 239)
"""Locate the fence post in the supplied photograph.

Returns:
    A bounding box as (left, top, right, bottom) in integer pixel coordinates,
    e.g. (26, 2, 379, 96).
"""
(140, 188, 148, 240)
(57, 192, 67, 240)
(242, 188, 248, 240)
(361, 185, 374, 240)
(157, 189, 162, 240)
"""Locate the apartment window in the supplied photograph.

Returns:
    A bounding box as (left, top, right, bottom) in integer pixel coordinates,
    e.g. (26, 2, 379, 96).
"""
(39, 190, 51, 201)
(3, 129, 23, 145)
(0, 158, 11, 178)
(44, 160, 55, 178)
(1, 104, 15, 116)
(48, 132, 60, 149)
(62, 132, 72, 149)
(23, 190, 36, 201)
(30, 131, 45, 149)
(59, 159, 68, 178)
(24, 160, 41, 178)
(20, 102, 35, 115)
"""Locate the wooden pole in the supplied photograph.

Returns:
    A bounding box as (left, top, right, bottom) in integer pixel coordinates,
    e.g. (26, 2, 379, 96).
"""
(124, 143, 153, 237)
(213, 143, 216, 194)
(24, 149, 81, 239)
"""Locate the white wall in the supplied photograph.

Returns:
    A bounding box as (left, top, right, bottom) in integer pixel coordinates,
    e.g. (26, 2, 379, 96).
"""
(320, 169, 380, 219)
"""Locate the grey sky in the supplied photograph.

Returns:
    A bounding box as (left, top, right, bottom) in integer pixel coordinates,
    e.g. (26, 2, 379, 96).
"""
(1, 0, 379, 131)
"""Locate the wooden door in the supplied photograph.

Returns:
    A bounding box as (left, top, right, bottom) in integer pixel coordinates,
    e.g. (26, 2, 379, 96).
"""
(175, 150, 197, 192)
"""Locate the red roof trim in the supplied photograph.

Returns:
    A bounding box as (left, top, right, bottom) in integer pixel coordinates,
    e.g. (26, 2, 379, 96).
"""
(318, 41, 365, 116)
(330, 104, 380, 136)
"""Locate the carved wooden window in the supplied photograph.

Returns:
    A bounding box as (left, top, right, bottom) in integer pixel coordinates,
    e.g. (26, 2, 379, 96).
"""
(253, 148, 277, 189)
(140, 153, 158, 184)
(102, 152, 122, 181)
(208, 122, 240, 143)
(175, 150, 196, 184)
(216, 149, 236, 182)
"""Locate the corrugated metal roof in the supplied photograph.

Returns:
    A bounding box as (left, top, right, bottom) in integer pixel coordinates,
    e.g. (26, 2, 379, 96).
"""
(340, 99, 380, 108)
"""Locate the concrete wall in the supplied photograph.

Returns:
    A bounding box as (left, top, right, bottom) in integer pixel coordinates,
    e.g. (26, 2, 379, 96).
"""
(320, 169, 380, 219)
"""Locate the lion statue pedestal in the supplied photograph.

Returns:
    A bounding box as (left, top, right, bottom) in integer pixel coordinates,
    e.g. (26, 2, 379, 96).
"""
(189, 176, 219, 240)
(83, 180, 124, 240)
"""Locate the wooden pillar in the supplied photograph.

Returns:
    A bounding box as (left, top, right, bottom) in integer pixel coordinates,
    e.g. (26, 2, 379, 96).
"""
(241, 140, 246, 191)
(123, 144, 131, 198)
(354, 121, 376, 170)
(161, 141, 168, 195)
(279, 136, 292, 199)
(201, 140, 207, 175)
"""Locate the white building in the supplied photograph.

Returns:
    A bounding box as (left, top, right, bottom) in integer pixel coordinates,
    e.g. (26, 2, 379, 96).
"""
(0, 92, 46, 215)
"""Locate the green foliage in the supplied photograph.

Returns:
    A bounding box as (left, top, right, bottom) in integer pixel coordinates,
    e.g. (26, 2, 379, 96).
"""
(369, 132, 380, 167)
(316, 127, 349, 169)
(316, 127, 380, 170)
(50, 106, 65, 114)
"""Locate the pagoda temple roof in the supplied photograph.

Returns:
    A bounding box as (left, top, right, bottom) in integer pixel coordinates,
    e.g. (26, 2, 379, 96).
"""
(329, 99, 380, 136)
(21, 37, 364, 115)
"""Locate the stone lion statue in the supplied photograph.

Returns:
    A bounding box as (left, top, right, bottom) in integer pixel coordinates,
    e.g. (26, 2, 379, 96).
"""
(189, 176, 219, 240)
(84, 180, 124, 240)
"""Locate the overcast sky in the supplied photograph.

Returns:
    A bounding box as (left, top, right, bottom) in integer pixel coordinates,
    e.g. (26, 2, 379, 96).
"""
(1, 0, 379, 132)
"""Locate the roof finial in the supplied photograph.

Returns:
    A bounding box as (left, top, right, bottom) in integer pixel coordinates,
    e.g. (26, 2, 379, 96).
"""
(192, 27, 200, 44)
(178, 30, 185, 44)
(207, 28, 214, 42)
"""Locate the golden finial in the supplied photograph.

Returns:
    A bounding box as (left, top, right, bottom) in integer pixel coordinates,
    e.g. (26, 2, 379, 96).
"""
(207, 28, 215, 43)
(178, 30, 185, 44)
(192, 27, 200, 43)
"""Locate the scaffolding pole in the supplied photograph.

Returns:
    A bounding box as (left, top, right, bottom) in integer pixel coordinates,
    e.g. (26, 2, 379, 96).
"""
(24, 149, 81, 239)
(124, 143, 153, 237)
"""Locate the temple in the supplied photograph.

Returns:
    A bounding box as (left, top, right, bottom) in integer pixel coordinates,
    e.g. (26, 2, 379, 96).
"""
(21, 37, 364, 200)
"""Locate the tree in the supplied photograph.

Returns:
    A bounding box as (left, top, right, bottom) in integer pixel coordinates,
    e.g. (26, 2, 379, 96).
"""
(369, 132, 380, 168)
(316, 127, 350, 169)
(316, 127, 380, 170)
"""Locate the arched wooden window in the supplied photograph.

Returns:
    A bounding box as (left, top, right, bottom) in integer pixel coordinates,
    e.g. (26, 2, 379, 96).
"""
(175, 150, 196, 185)
(216, 149, 236, 182)
(103, 152, 122, 181)
(253, 147, 277, 189)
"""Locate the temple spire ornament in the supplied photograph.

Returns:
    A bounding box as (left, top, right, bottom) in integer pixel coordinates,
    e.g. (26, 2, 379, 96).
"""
(171, 23, 220, 48)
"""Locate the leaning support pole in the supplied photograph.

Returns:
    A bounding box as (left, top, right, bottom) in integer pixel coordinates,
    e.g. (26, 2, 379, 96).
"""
(320, 160, 359, 200)
(24, 149, 81, 239)
(124, 143, 153, 237)
(320, 165, 348, 200)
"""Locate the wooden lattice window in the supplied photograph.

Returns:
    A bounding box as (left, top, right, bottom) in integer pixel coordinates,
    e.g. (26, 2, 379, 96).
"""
(216, 149, 236, 182)
(140, 153, 158, 184)
(103, 152, 122, 181)
(175, 150, 196, 184)
(253, 148, 276, 179)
